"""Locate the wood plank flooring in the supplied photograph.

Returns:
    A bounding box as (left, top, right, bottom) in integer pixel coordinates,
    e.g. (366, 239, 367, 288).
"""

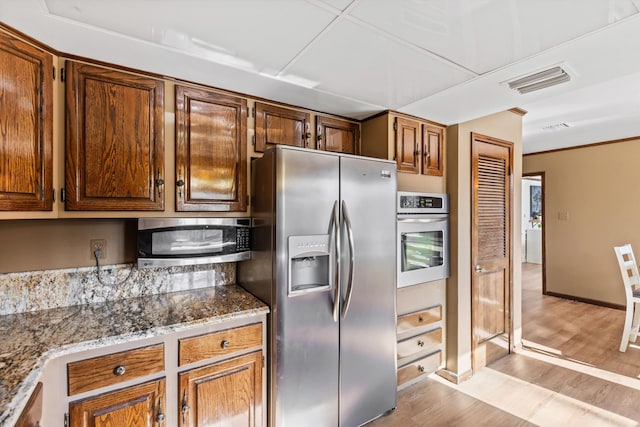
(368, 263, 640, 426)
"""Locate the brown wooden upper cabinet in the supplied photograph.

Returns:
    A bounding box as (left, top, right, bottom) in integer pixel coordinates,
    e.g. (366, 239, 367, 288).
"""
(0, 29, 53, 211)
(395, 117, 420, 174)
(65, 61, 165, 211)
(175, 85, 247, 212)
(254, 102, 310, 152)
(422, 124, 444, 177)
(316, 116, 360, 155)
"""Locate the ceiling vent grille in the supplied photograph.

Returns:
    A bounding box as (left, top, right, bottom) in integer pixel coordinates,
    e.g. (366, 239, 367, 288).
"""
(542, 122, 570, 131)
(508, 66, 571, 94)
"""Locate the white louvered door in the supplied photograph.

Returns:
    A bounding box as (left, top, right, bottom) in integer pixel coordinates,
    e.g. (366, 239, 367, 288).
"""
(471, 133, 513, 371)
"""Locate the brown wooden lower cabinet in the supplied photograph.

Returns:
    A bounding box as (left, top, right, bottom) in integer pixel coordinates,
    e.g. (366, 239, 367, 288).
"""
(397, 351, 442, 386)
(178, 351, 262, 427)
(68, 379, 166, 427)
(15, 382, 43, 427)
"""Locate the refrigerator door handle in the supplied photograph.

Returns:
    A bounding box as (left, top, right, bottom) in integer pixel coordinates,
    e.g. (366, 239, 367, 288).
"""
(341, 200, 355, 319)
(331, 200, 341, 322)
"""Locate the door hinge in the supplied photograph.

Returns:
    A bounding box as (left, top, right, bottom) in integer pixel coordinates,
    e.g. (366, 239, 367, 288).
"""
(252, 134, 256, 146)
(52, 188, 55, 202)
(64, 412, 69, 427)
(393, 119, 398, 131)
(53, 66, 56, 80)
(251, 107, 255, 118)
(61, 68, 66, 82)
(61, 188, 66, 202)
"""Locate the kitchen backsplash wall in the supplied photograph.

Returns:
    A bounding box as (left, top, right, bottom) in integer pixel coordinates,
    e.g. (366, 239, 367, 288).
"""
(0, 219, 137, 273)
(0, 261, 235, 316)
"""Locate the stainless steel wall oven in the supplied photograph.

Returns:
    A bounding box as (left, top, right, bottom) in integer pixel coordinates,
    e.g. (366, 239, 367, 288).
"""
(397, 192, 450, 288)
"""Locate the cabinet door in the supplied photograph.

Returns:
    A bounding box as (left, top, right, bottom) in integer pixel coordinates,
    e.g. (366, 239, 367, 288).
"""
(175, 85, 247, 212)
(69, 379, 166, 427)
(15, 382, 43, 427)
(178, 351, 262, 427)
(422, 125, 443, 176)
(316, 116, 359, 154)
(254, 103, 309, 152)
(394, 117, 419, 174)
(65, 61, 164, 210)
(0, 30, 53, 211)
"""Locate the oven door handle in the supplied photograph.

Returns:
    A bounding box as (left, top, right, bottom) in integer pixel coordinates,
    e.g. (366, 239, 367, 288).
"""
(397, 217, 448, 224)
(330, 200, 341, 323)
(341, 200, 355, 320)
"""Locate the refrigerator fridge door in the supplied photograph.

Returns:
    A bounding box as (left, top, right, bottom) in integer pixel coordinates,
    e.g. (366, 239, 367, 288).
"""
(339, 156, 398, 426)
(275, 147, 340, 426)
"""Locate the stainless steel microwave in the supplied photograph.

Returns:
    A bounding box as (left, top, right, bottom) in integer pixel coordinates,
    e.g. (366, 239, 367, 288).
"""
(137, 218, 251, 268)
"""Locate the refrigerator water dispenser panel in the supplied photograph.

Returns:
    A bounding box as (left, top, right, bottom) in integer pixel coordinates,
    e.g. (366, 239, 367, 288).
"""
(288, 235, 330, 296)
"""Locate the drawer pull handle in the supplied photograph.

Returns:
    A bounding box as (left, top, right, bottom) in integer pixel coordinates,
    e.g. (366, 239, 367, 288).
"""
(418, 365, 425, 373)
(221, 340, 230, 349)
(156, 398, 165, 423)
(417, 340, 425, 347)
(182, 389, 190, 424)
(418, 316, 424, 322)
(113, 365, 126, 376)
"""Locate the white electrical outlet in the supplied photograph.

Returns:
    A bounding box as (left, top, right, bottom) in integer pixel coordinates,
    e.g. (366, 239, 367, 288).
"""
(90, 239, 107, 259)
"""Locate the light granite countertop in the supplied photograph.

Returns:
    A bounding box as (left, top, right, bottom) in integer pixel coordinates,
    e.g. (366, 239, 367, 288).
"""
(0, 285, 268, 426)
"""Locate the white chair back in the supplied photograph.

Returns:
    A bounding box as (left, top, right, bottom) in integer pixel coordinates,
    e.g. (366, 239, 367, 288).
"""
(614, 244, 640, 351)
(614, 244, 640, 292)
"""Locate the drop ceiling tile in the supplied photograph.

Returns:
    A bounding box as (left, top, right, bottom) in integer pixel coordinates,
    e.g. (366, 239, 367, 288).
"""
(285, 18, 474, 109)
(44, 0, 337, 74)
(349, 0, 639, 74)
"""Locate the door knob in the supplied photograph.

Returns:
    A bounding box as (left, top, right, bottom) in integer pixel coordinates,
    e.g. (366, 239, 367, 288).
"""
(475, 265, 488, 273)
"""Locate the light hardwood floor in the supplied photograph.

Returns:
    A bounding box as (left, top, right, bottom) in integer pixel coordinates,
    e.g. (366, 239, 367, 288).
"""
(368, 263, 640, 426)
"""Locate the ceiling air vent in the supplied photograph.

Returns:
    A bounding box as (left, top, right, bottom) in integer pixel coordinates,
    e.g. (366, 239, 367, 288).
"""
(542, 122, 570, 131)
(508, 66, 571, 94)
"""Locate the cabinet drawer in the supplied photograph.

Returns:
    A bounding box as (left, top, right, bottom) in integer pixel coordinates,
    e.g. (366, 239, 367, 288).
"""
(397, 328, 442, 360)
(397, 351, 441, 387)
(67, 343, 164, 396)
(397, 305, 442, 335)
(179, 322, 262, 366)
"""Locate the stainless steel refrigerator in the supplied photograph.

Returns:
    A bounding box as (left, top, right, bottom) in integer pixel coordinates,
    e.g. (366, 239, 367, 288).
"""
(239, 145, 397, 427)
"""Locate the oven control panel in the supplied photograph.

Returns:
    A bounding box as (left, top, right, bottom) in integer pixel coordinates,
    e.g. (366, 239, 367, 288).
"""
(397, 192, 448, 215)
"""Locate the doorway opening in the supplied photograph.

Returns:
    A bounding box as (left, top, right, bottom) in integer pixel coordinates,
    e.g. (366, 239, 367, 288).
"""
(522, 172, 545, 295)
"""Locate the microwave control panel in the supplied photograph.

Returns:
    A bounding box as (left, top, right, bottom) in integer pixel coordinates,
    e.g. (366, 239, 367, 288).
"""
(236, 227, 251, 251)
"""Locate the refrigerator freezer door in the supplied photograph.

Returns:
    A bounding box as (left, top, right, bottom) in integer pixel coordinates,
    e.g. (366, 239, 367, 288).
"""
(275, 147, 341, 426)
(339, 156, 398, 426)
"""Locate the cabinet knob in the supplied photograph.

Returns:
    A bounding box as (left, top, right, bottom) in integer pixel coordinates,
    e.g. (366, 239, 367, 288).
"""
(113, 365, 126, 376)
(221, 340, 230, 349)
(418, 365, 425, 373)
(176, 179, 185, 187)
(417, 340, 425, 347)
(418, 316, 424, 323)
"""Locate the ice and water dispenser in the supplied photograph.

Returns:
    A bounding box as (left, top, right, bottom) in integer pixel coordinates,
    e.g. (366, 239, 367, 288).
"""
(288, 235, 331, 296)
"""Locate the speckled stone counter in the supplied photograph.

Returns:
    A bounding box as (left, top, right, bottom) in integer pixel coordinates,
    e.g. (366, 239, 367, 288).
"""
(0, 285, 268, 426)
